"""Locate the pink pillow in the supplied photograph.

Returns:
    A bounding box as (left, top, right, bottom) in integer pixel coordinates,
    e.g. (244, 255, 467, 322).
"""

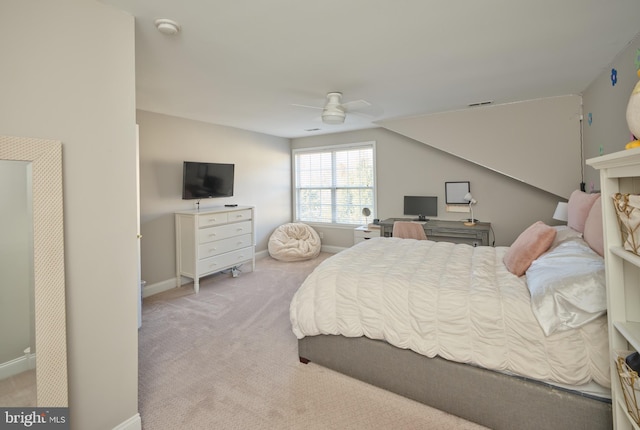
(583, 196, 604, 257)
(567, 190, 600, 233)
(503, 221, 557, 276)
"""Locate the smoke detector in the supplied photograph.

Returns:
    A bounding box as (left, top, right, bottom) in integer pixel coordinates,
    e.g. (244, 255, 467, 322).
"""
(154, 19, 181, 35)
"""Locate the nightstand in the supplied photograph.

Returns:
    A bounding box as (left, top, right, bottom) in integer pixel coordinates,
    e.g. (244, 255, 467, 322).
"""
(354, 225, 380, 245)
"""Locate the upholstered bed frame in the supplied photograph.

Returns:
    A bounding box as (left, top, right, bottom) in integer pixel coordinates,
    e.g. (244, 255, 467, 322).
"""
(298, 335, 612, 430)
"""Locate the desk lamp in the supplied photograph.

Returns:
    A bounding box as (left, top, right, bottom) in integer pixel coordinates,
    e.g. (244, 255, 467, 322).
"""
(362, 207, 371, 226)
(464, 193, 477, 226)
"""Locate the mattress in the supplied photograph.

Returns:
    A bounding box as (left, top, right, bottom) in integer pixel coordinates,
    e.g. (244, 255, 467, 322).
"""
(290, 237, 610, 388)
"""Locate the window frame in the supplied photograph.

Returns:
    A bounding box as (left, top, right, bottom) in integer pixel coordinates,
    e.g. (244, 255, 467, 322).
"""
(292, 141, 377, 227)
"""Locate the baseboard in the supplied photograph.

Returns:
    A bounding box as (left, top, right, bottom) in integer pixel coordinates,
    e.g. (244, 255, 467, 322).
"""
(0, 351, 36, 380)
(143, 248, 336, 299)
(112, 413, 141, 430)
(142, 278, 177, 298)
(144, 258, 262, 298)
(321, 245, 345, 254)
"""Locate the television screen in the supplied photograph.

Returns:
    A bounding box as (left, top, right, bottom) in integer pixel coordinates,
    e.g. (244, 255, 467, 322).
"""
(404, 196, 437, 221)
(182, 161, 234, 199)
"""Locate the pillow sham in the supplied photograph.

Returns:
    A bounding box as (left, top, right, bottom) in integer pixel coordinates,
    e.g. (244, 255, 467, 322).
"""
(549, 225, 582, 250)
(526, 238, 606, 336)
(503, 221, 557, 276)
(567, 190, 600, 233)
(583, 196, 604, 257)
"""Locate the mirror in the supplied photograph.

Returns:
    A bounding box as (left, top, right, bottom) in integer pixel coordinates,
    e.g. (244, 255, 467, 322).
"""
(0, 135, 68, 407)
(0, 160, 35, 406)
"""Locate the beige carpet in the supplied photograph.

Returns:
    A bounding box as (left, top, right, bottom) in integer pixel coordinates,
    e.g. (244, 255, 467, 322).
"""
(139, 253, 489, 430)
(0, 369, 36, 407)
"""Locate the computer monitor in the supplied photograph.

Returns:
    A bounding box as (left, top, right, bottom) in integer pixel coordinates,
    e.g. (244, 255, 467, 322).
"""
(404, 196, 437, 221)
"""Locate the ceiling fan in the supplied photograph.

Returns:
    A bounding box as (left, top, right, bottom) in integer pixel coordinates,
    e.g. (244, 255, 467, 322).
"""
(293, 92, 373, 124)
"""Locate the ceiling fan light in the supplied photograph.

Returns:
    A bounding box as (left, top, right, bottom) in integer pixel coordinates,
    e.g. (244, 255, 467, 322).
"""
(322, 107, 345, 124)
(322, 113, 345, 124)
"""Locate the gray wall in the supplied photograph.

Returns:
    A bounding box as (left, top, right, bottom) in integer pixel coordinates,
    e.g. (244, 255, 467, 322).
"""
(1, 1, 139, 428)
(379, 95, 582, 199)
(137, 110, 291, 288)
(292, 128, 562, 247)
(583, 33, 640, 188)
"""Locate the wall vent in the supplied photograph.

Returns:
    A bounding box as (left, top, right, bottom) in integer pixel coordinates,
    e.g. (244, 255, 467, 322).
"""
(468, 100, 494, 107)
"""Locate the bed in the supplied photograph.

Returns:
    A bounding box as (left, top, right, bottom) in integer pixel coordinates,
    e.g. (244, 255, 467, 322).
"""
(290, 191, 612, 430)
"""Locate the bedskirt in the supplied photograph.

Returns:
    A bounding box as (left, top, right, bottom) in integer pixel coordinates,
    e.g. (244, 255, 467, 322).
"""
(298, 334, 612, 430)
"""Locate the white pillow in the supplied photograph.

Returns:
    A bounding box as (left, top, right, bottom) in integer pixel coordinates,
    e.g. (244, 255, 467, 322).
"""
(525, 238, 606, 336)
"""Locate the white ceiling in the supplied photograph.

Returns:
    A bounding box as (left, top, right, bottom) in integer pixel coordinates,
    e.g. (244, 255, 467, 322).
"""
(99, 0, 640, 139)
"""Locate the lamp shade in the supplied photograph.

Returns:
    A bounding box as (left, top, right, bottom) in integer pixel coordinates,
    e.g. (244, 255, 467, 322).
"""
(464, 193, 476, 204)
(552, 202, 568, 222)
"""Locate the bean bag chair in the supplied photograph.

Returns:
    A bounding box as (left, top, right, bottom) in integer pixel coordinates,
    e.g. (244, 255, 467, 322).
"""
(268, 223, 321, 261)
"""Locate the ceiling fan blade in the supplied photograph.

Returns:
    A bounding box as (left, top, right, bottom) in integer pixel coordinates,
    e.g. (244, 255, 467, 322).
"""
(291, 103, 323, 110)
(342, 99, 371, 112)
(350, 111, 375, 120)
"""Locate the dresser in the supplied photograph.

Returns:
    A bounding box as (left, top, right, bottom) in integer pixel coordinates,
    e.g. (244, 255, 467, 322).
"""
(378, 218, 491, 246)
(175, 206, 255, 293)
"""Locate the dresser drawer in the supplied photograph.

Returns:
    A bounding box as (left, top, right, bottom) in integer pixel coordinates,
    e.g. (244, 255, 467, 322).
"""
(198, 220, 252, 244)
(198, 212, 229, 228)
(427, 228, 482, 239)
(227, 209, 252, 222)
(354, 226, 380, 245)
(197, 247, 254, 275)
(198, 234, 252, 259)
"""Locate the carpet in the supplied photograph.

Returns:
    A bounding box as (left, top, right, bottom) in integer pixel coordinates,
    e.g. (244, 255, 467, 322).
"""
(139, 253, 489, 429)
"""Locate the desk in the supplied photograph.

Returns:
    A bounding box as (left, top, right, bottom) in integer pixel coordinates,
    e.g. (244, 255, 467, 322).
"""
(379, 218, 491, 247)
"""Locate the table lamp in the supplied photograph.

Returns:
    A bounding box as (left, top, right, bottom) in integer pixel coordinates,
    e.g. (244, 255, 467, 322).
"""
(464, 193, 477, 226)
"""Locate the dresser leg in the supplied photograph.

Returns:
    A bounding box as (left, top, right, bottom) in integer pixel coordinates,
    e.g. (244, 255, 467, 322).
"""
(193, 279, 199, 294)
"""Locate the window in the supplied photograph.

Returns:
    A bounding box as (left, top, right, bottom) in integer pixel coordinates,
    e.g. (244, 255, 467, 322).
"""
(293, 142, 376, 225)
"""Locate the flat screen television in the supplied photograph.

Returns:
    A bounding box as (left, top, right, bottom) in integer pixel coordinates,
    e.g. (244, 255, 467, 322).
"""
(182, 161, 234, 199)
(404, 196, 437, 221)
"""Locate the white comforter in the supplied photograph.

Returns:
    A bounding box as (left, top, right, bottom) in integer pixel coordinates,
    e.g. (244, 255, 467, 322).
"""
(290, 238, 610, 387)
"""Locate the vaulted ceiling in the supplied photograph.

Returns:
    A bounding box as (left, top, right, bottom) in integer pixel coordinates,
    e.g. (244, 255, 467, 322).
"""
(99, 0, 640, 138)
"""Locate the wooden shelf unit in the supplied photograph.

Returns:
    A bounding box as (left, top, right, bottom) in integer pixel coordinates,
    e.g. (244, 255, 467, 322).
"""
(587, 147, 640, 430)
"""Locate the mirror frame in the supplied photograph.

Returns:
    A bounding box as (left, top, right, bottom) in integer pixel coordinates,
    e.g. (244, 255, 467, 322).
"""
(0, 135, 67, 407)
